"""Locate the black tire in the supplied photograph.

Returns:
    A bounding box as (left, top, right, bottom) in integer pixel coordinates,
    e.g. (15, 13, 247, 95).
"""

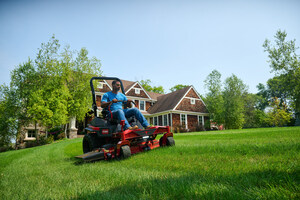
(166, 137, 175, 146)
(159, 136, 175, 147)
(82, 134, 104, 153)
(120, 145, 131, 159)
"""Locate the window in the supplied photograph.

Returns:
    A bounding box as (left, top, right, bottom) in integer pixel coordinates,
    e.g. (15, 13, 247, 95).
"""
(191, 98, 195, 104)
(135, 88, 140, 94)
(198, 115, 203, 126)
(154, 117, 158, 125)
(180, 114, 187, 127)
(27, 130, 36, 138)
(139, 100, 145, 111)
(97, 82, 103, 89)
(163, 115, 168, 126)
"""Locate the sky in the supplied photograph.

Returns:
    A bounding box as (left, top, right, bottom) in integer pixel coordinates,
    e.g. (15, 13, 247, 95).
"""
(0, 0, 299, 95)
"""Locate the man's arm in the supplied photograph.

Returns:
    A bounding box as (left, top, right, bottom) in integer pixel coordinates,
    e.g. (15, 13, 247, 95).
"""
(101, 99, 118, 108)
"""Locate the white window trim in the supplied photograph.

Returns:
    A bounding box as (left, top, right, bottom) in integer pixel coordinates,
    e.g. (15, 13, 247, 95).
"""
(97, 82, 104, 89)
(180, 114, 187, 129)
(163, 114, 168, 126)
(135, 88, 141, 94)
(198, 115, 204, 126)
(139, 100, 145, 111)
(26, 129, 37, 140)
(191, 98, 195, 104)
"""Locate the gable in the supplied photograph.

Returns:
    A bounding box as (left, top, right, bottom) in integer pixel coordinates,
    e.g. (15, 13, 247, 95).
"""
(174, 87, 208, 113)
(186, 88, 199, 98)
(95, 80, 112, 93)
(125, 82, 151, 99)
(175, 98, 208, 113)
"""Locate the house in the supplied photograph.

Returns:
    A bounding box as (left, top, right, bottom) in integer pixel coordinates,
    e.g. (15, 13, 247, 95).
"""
(92, 79, 209, 132)
(21, 78, 210, 143)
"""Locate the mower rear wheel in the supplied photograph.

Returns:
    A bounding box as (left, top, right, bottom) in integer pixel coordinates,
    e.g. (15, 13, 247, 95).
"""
(120, 145, 131, 159)
(83, 134, 103, 153)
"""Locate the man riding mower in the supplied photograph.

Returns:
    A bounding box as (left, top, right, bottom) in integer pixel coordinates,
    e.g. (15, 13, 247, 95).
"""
(76, 77, 175, 162)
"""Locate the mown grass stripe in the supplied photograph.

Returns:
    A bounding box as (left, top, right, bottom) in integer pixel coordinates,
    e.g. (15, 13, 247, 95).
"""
(0, 127, 299, 200)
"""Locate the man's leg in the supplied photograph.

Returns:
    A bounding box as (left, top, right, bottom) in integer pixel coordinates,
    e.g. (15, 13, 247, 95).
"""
(112, 109, 131, 130)
(123, 108, 149, 128)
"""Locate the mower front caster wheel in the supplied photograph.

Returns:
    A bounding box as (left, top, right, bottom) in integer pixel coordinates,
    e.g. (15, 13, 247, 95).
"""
(120, 145, 131, 159)
(159, 136, 175, 147)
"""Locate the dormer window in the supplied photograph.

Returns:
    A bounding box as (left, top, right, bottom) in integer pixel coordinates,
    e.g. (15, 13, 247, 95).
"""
(97, 82, 104, 89)
(191, 98, 195, 104)
(135, 88, 140, 94)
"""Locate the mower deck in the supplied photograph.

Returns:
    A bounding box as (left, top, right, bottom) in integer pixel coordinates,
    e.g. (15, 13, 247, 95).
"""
(76, 126, 174, 162)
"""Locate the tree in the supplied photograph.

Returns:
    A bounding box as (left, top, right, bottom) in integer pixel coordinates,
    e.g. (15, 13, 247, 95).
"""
(169, 84, 189, 92)
(139, 79, 165, 94)
(3, 35, 102, 144)
(243, 93, 267, 128)
(140, 79, 152, 92)
(152, 86, 165, 94)
(256, 83, 270, 111)
(265, 97, 291, 127)
(0, 85, 19, 148)
(223, 74, 248, 129)
(263, 30, 300, 123)
(204, 70, 224, 126)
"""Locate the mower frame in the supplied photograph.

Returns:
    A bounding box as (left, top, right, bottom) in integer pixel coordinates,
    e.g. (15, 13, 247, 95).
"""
(76, 77, 175, 161)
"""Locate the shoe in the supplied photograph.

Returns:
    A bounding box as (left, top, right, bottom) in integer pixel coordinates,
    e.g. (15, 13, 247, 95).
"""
(128, 125, 139, 130)
(146, 125, 154, 129)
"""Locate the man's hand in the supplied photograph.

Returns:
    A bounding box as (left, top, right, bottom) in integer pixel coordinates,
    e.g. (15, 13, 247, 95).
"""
(126, 99, 134, 108)
(101, 99, 118, 108)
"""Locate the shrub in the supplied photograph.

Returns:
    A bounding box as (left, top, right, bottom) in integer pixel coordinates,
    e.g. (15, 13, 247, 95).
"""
(48, 127, 64, 140)
(0, 145, 14, 152)
(25, 141, 39, 148)
(173, 125, 188, 133)
(204, 120, 211, 130)
(196, 124, 205, 132)
(46, 135, 54, 144)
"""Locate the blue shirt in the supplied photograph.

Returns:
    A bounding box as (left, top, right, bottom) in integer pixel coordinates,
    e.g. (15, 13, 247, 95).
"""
(101, 91, 127, 111)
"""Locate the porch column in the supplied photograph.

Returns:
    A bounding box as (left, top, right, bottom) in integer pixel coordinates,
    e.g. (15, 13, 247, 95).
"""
(69, 116, 78, 139)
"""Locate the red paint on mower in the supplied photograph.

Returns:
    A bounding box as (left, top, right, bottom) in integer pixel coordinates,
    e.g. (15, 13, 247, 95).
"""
(75, 77, 175, 162)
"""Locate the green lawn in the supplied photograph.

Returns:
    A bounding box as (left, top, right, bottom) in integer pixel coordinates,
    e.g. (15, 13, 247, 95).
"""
(0, 127, 299, 199)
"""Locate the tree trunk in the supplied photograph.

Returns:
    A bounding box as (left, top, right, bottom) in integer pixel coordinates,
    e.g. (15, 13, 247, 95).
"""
(34, 121, 39, 141)
(64, 123, 68, 138)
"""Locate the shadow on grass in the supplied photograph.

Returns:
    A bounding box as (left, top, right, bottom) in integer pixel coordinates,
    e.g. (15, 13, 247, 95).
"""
(71, 169, 299, 200)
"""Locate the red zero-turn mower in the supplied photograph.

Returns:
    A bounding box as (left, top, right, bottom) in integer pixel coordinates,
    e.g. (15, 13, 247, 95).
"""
(76, 77, 175, 161)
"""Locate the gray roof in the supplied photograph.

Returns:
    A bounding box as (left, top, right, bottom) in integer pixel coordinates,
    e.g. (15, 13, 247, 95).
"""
(147, 86, 191, 114)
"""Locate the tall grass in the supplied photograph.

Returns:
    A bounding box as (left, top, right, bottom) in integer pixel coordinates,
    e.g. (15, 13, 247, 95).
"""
(0, 127, 299, 199)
